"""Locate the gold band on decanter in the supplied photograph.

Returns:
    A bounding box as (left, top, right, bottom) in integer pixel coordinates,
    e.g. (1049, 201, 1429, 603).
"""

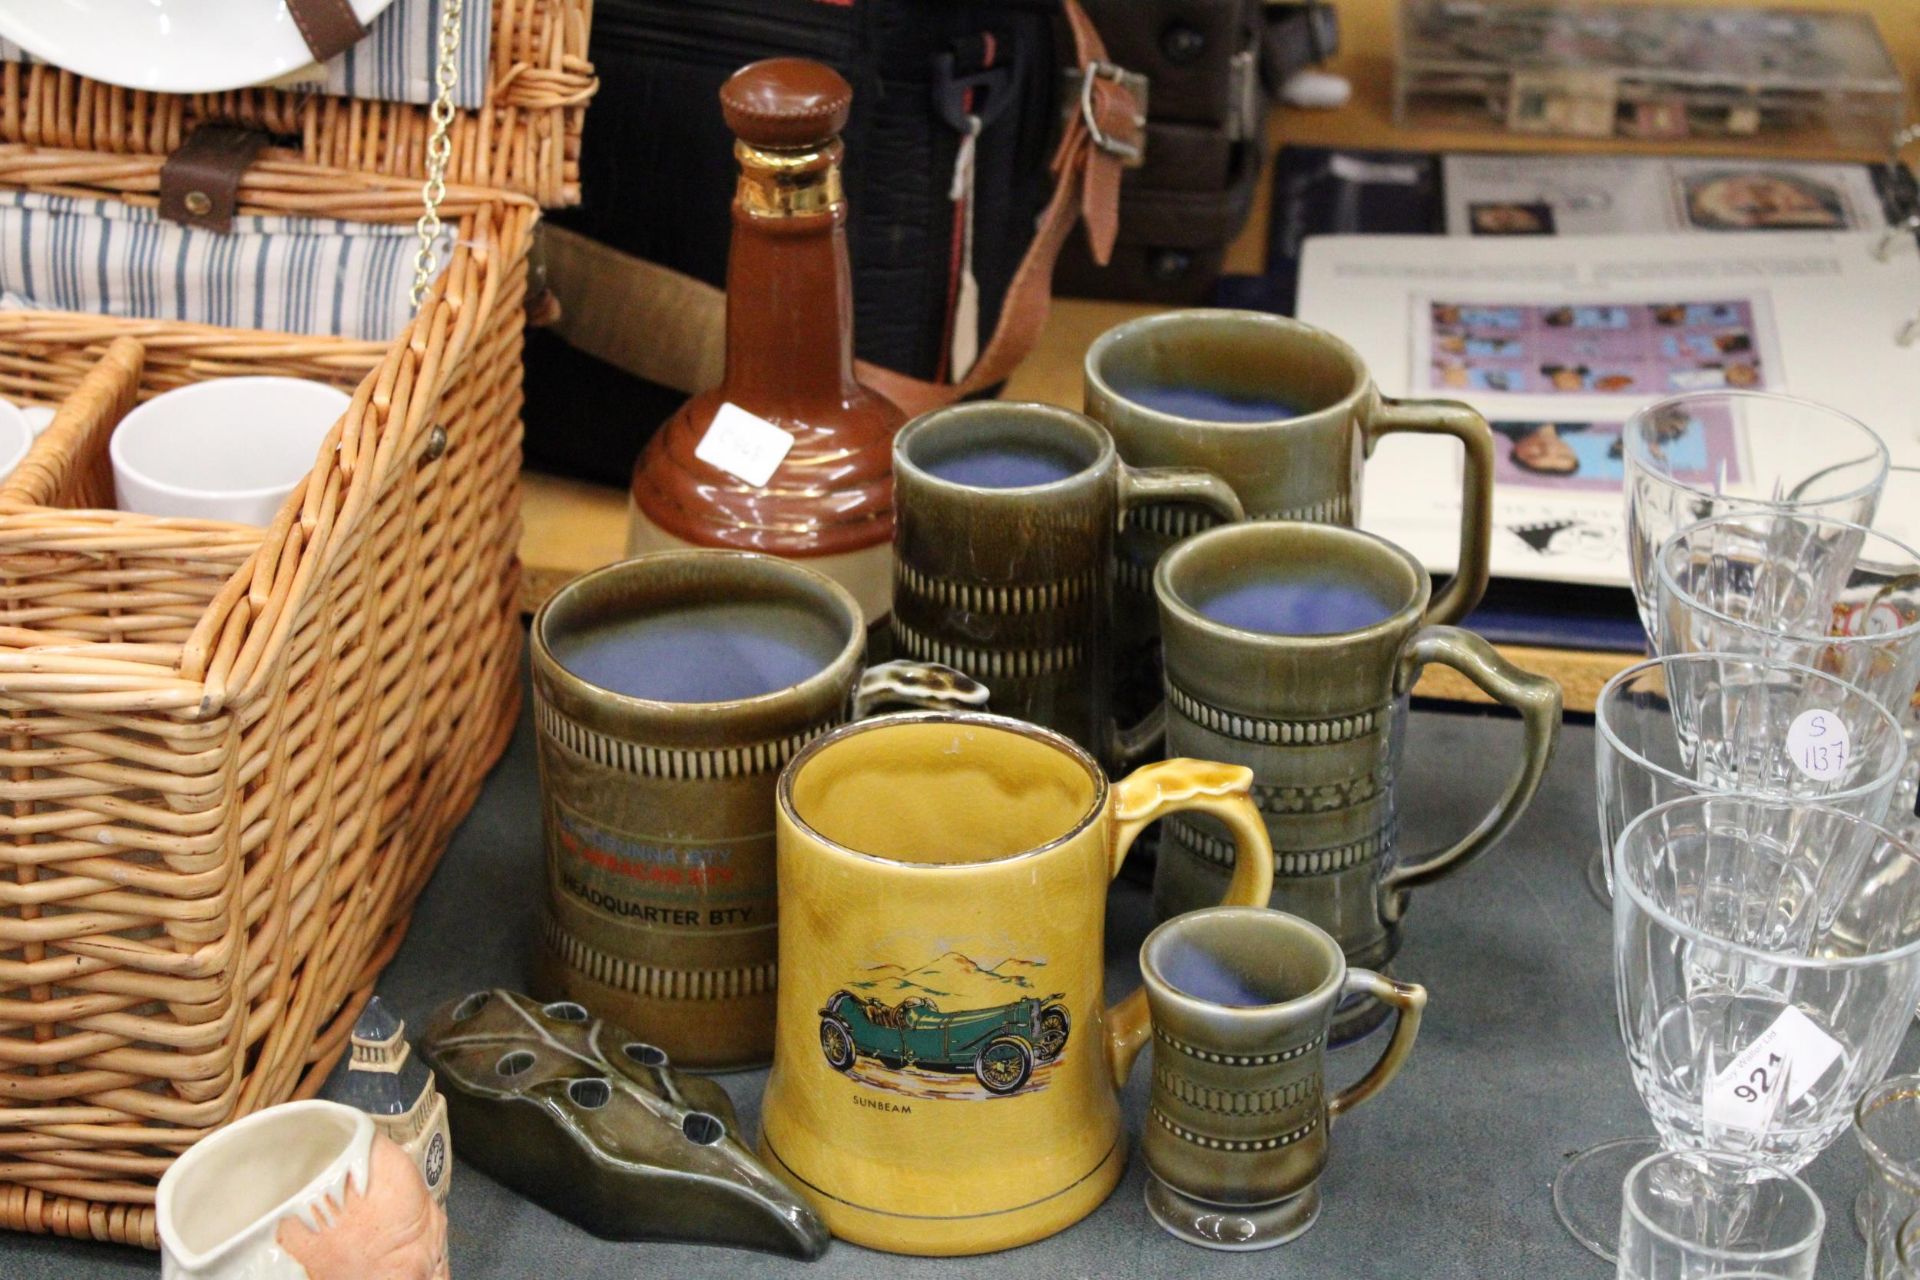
(734, 139, 845, 217)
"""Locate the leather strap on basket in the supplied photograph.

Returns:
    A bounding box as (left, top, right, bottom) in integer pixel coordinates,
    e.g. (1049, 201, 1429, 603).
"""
(860, 0, 1142, 417)
(287, 0, 370, 64)
(159, 126, 270, 234)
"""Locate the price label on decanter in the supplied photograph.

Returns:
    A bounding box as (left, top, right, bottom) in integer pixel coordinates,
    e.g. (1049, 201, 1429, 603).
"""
(1785, 708, 1851, 782)
(695, 402, 796, 488)
(1702, 1005, 1842, 1131)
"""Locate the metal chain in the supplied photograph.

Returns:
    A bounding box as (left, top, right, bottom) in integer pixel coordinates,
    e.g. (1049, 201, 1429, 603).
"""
(411, 0, 464, 310)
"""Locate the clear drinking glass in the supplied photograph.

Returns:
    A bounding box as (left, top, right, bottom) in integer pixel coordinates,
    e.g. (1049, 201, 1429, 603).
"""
(1593, 654, 1910, 900)
(1858, 1076, 1920, 1279)
(1617, 1149, 1823, 1280)
(1617, 795, 1920, 1168)
(1653, 513, 1920, 721)
(1624, 392, 1889, 638)
(1577, 647, 1911, 1238)
(1559, 794, 1920, 1262)
(1653, 513, 1920, 855)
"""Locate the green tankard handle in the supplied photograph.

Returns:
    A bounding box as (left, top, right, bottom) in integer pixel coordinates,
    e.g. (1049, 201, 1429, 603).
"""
(1108, 465, 1247, 767)
(1380, 627, 1562, 920)
(1329, 969, 1427, 1122)
(1363, 398, 1495, 627)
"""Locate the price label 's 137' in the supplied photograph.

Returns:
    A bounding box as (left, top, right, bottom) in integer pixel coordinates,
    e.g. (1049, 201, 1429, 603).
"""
(1785, 708, 1851, 783)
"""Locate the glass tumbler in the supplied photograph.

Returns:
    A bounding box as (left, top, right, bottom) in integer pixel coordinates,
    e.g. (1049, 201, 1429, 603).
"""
(1624, 392, 1889, 638)
(1653, 514, 1920, 846)
(1616, 1149, 1822, 1280)
(1653, 513, 1920, 726)
(1859, 1077, 1920, 1279)
(1594, 653, 1910, 899)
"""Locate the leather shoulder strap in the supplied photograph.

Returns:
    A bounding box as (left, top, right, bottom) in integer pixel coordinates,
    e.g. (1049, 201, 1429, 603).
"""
(862, 0, 1142, 417)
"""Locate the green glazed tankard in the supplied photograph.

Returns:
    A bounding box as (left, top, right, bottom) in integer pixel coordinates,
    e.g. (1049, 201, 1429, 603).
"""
(891, 401, 1243, 771)
(1140, 907, 1427, 1250)
(531, 551, 985, 1070)
(1151, 522, 1561, 1041)
(1084, 310, 1496, 718)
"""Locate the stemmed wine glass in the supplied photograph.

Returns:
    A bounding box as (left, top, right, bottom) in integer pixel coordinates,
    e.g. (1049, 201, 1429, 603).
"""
(1555, 793, 1920, 1262)
(1568, 655, 1907, 1257)
(1780, 462, 1920, 844)
(1592, 654, 1909, 900)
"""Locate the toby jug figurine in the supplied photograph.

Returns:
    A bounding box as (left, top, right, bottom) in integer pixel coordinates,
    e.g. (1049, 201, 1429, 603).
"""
(157, 1100, 448, 1280)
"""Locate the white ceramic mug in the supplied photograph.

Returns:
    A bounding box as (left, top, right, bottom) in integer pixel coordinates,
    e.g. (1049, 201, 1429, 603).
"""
(112, 377, 350, 525)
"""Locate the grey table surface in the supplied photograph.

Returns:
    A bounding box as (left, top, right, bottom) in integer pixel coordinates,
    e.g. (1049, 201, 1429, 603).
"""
(2, 683, 1902, 1279)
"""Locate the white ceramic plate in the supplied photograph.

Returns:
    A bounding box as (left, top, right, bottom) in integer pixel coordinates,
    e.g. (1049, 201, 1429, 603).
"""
(0, 0, 399, 94)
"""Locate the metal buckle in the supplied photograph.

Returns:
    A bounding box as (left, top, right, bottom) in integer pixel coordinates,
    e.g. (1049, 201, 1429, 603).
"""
(1074, 60, 1148, 166)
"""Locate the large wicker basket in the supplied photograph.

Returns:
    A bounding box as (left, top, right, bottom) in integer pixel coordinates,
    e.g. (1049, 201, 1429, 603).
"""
(0, 136, 535, 1244)
(0, 0, 595, 206)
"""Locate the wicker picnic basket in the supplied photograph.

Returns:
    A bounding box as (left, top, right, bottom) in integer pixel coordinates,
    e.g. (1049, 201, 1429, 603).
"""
(0, 0, 585, 1249)
(0, 0, 595, 207)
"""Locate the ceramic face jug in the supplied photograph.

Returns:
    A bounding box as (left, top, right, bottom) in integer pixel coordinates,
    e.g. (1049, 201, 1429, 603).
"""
(157, 1099, 448, 1280)
(757, 711, 1277, 1255)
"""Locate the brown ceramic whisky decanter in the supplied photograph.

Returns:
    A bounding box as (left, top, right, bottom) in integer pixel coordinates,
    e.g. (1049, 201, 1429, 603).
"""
(628, 58, 904, 625)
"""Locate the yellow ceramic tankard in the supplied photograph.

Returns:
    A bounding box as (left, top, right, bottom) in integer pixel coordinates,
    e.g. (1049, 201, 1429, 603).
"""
(757, 711, 1275, 1255)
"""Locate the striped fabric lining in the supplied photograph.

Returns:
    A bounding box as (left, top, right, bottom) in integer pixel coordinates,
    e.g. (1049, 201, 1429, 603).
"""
(0, 190, 450, 342)
(0, 0, 490, 110)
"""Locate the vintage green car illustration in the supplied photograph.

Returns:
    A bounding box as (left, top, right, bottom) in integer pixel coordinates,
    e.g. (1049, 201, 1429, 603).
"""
(818, 990, 1071, 1095)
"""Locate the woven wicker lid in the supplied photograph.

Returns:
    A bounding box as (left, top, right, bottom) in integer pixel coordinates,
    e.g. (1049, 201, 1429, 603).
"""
(0, 0, 597, 207)
(720, 58, 851, 149)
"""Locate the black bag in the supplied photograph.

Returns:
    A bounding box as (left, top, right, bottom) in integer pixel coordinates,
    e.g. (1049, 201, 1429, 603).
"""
(527, 0, 1133, 485)
(1054, 0, 1338, 304)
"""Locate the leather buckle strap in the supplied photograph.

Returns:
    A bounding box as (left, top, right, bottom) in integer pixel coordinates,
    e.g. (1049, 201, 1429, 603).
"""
(1072, 60, 1149, 166)
(159, 125, 270, 234)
